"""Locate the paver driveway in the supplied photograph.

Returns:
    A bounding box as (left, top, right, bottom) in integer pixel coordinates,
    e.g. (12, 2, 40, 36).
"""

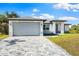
(0, 36, 70, 56)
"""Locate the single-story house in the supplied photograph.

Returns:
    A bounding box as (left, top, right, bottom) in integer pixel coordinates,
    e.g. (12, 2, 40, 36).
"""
(8, 17, 71, 36)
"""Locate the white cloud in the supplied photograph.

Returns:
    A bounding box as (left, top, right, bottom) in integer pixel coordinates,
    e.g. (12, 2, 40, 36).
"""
(32, 13, 35, 16)
(53, 3, 79, 12)
(33, 13, 55, 20)
(32, 8, 39, 12)
(38, 16, 45, 19)
(20, 11, 24, 14)
(39, 13, 55, 19)
(58, 16, 78, 20)
(53, 3, 70, 11)
(33, 16, 45, 19)
(72, 9, 78, 12)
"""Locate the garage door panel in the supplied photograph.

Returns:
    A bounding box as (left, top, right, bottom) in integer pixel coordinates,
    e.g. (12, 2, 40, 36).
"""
(13, 22, 40, 36)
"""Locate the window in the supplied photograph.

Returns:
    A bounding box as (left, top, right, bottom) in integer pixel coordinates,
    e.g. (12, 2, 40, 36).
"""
(43, 24, 49, 30)
(46, 28, 49, 30)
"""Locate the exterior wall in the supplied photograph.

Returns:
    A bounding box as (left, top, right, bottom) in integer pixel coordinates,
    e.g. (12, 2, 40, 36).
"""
(60, 22, 64, 34)
(48, 22, 65, 34)
(43, 23, 50, 34)
(44, 22, 65, 34)
(40, 21, 43, 36)
(9, 20, 43, 36)
(52, 22, 56, 34)
(64, 25, 70, 32)
(57, 23, 61, 32)
(49, 23, 53, 33)
(9, 21, 13, 36)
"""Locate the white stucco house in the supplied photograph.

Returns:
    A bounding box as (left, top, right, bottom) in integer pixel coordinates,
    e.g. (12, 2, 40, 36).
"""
(8, 17, 71, 36)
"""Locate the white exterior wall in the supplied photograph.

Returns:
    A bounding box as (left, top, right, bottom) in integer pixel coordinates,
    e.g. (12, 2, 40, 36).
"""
(40, 21, 43, 36)
(60, 22, 64, 34)
(9, 20, 43, 36)
(64, 25, 70, 32)
(56, 22, 61, 32)
(49, 23, 53, 33)
(46, 22, 65, 34)
(52, 22, 56, 34)
(9, 21, 13, 36)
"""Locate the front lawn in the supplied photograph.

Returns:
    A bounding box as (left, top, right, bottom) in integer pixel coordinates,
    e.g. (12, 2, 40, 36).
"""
(48, 34, 79, 56)
(0, 34, 8, 39)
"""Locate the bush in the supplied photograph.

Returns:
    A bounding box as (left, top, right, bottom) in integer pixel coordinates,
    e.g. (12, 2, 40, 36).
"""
(0, 22, 8, 34)
(64, 31, 69, 33)
(69, 29, 78, 33)
(69, 24, 79, 33)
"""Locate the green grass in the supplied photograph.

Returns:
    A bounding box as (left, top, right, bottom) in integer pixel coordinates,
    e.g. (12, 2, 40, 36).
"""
(48, 34, 79, 56)
(0, 34, 8, 39)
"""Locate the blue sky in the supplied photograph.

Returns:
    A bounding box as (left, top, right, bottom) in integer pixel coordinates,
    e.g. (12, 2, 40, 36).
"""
(0, 3, 79, 24)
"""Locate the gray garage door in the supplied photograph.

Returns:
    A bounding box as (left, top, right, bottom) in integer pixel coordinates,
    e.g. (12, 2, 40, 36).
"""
(13, 22, 40, 36)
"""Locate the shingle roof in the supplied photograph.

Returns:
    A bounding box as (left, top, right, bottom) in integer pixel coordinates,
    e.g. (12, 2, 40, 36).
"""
(64, 24, 71, 25)
(8, 16, 46, 21)
(8, 16, 67, 22)
(51, 20, 67, 22)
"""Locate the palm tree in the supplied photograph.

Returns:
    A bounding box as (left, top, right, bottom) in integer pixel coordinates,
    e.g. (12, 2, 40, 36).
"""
(0, 14, 6, 23)
(5, 11, 19, 18)
(0, 11, 19, 34)
(0, 14, 7, 34)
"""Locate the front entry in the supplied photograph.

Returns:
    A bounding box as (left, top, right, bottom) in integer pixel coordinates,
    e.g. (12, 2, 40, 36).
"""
(56, 24, 61, 34)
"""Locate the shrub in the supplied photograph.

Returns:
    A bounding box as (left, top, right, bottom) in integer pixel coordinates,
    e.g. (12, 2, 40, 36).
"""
(69, 24, 79, 33)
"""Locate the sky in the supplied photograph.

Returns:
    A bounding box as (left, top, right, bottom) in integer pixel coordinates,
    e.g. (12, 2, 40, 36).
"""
(0, 3, 79, 24)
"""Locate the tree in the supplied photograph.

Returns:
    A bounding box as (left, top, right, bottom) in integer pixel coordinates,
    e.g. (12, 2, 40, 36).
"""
(0, 14, 6, 23)
(5, 11, 19, 18)
(0, 14, 7, 34)
(76, 24, 79, 33)
(69, 24, 79, 33)
(0, 11, 19, 34)
(1, 22, 8, 34)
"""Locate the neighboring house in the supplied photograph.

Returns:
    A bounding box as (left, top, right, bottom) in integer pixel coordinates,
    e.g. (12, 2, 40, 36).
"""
(8, 17, 71, 36)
